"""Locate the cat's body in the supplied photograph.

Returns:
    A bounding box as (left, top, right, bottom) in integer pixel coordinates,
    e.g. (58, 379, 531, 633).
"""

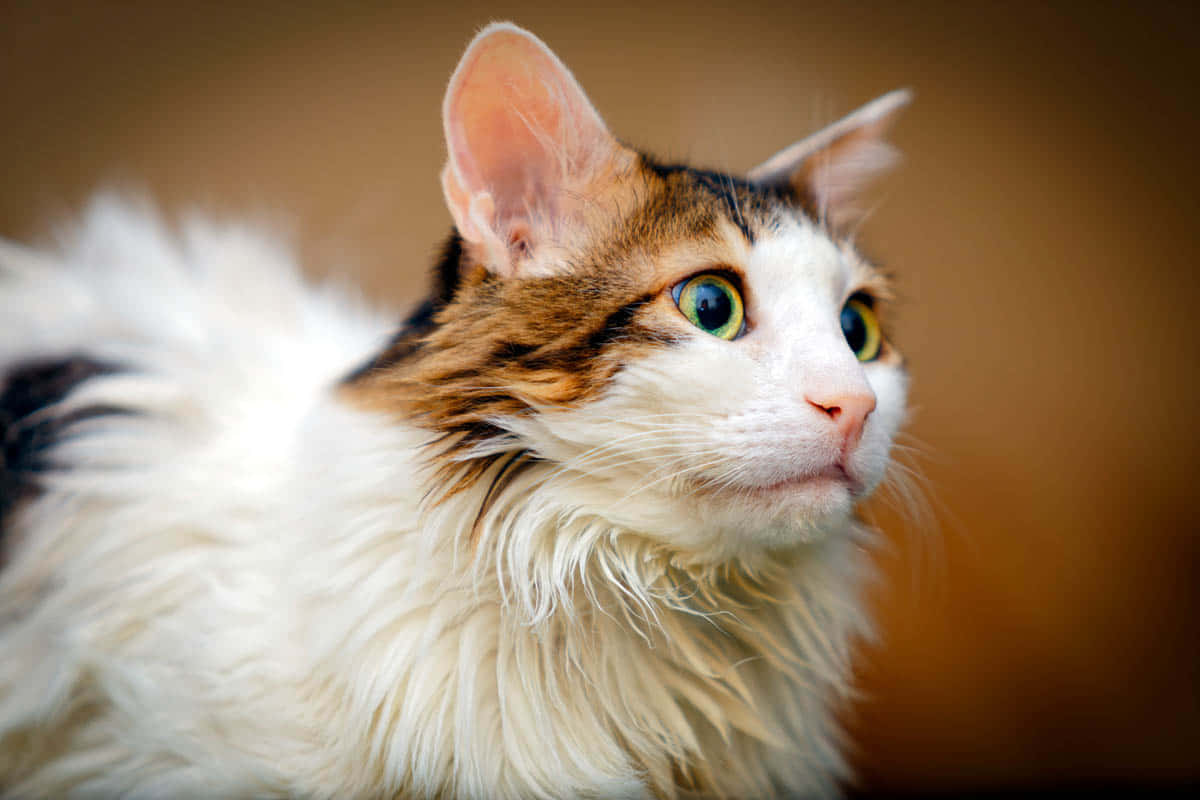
(0, 24, 909, 799)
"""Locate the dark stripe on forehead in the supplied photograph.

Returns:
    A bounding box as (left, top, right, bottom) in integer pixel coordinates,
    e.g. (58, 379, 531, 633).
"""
(639, 156, 775, 243)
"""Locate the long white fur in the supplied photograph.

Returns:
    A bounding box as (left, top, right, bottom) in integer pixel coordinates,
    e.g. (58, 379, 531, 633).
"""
(0, 194, 906, 798)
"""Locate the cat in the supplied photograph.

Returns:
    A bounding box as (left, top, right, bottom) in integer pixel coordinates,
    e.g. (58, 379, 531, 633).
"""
(0, 21, 910, 800)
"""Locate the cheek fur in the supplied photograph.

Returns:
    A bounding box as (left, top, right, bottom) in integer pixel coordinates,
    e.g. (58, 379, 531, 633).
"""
(509, 332, 907, 557)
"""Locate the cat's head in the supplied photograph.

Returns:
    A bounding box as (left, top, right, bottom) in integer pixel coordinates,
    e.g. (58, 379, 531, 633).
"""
(351, 23, 909, 565)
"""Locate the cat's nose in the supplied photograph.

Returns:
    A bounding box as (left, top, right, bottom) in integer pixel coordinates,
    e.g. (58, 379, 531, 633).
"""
(807, 389, 876, 451)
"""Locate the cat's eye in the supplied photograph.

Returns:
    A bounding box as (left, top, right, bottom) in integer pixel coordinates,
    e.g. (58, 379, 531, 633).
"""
(672, 274, 745, 340)
(841, 296, 882, 362)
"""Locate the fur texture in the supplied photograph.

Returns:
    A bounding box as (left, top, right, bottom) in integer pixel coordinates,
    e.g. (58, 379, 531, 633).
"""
(0, 23, 910, 799)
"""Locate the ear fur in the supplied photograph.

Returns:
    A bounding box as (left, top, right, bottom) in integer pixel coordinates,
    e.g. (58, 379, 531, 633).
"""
(748, 89, 912, 229)
(441, 22, 622, 278)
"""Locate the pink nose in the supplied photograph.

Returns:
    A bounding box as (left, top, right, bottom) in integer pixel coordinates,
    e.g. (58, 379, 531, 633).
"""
(807, 390, 876, 451)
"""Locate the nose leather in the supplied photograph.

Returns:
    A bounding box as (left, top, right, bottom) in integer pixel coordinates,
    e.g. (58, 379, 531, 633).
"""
(806, 389, 876, 451)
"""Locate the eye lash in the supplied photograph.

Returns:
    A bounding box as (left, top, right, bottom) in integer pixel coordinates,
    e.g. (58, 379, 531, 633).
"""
(670, 267, 745, 303)
(707, 267, 746, 290)
(847, 290, 876, 308)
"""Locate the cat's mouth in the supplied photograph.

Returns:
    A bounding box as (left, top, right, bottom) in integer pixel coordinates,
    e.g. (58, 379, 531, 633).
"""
(694, 462, 865, 501)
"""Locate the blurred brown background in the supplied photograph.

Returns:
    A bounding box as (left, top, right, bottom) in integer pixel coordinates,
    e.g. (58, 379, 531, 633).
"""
(3, 0, 1198, 793)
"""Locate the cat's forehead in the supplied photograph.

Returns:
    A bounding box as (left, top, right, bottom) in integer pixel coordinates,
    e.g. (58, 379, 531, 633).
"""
(596, 155, 879, 293)
(630, 155, 790, 243)
(746, 219, 882, 300)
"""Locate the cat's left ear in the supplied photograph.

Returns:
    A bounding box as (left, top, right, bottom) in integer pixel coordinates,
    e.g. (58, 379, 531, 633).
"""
(441, 23, 626, 278)
(747, 89, 912, 229)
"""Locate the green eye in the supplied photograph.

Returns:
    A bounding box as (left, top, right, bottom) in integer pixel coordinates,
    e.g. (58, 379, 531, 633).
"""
(841, 296, 883, 362)
(673, 274, 745, 340)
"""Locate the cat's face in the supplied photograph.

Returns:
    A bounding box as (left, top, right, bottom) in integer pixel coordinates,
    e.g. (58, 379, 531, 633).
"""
(348, 23, 909, 562)
(499, 166, 908, 560)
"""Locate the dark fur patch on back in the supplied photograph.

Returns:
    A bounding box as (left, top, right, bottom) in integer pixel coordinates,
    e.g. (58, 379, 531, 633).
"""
(0, 357, 119, 545)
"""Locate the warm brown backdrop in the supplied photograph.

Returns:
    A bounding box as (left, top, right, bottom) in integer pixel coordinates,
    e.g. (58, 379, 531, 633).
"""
(3, 0, 1198, 793)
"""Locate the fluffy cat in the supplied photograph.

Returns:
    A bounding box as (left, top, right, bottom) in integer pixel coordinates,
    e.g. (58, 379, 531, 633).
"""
(0, 22, 910, 800)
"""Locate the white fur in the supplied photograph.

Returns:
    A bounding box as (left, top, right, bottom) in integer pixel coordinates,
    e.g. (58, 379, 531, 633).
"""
(0, 198, 905, 798)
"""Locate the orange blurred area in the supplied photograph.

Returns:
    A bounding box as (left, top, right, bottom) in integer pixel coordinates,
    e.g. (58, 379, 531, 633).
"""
(2, 1, 1197, 793)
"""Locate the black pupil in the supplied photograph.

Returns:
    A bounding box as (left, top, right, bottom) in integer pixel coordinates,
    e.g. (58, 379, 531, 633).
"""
(841, 305, 867, 354)
(693, 282, 732, 331)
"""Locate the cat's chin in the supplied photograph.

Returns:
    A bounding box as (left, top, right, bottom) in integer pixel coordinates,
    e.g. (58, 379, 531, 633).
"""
(695, 463, 861, 511)
(677, 470, 862, 552)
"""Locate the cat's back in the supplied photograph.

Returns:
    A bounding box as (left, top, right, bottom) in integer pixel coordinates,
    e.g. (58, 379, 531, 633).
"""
(0, 197, 407, 796)
(0, 196, 392, 521)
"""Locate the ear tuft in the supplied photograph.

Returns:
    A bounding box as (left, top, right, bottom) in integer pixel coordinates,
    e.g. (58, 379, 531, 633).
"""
(748, 89, 912, 229)
(441, 23, 619, 278)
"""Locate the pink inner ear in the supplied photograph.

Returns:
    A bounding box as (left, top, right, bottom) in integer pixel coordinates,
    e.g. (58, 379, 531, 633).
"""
(803, 131, 900, 226)
(443, 25, 613, 246)
(747, 89, 910, 227)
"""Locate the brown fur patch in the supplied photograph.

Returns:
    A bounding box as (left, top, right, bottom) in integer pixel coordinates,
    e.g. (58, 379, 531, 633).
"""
(344, 251, 674, 498)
